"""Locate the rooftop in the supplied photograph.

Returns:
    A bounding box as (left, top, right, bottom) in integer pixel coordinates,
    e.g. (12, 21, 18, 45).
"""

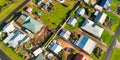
(95, 12, 107, 24)
(76, 8, 85, 16)
(68, 17, 77, 27)
(81, 19, 104, 38)
(59, 29, 71, 40)
(49, 43, 62, 54)
(3, 30, 29, 48)
(74, 35, 96, 54)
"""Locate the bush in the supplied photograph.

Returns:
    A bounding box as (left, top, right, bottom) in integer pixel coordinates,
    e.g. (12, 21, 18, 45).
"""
(1, 32, 7, 40)
(0, 25, 2, 31)
(71, 50, 77, 55)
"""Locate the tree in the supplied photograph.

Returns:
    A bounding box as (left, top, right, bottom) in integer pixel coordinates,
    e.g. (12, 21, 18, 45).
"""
(60, 50, 67, 60)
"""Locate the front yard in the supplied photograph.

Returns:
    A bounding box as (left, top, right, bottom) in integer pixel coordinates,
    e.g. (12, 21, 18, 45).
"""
(104, 11, 120, 32)
(101, 30, 113, 45)
(0, 41, 23, 60)
(0, 0, 24, 21)
(110, 48, 120, 60)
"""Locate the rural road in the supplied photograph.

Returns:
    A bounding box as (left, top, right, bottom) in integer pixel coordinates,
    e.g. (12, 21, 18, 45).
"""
(104, 24, 120, 60)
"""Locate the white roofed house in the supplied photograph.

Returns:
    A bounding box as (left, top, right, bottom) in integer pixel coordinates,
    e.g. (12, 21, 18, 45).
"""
(3, 30, 30, 48)
(95, 12, 107, 24)
(49, 42, 62, 54)
(33, 48, 43, 56)
(76, 8, 85, 17)
(3, 22, 15, 34)
(68, 17, 77, 27)
(81, 19, 104, 38)
(59, 29, 71, 40)
(26, 7, 33, 14)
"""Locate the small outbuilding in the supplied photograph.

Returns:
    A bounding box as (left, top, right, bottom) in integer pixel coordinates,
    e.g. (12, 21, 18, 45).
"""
(68, 17, 77, 27)
(76, 8, 85, 17)
(59, 29, 71, 40)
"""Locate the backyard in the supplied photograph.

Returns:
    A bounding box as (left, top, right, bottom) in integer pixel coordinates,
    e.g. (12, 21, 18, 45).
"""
(0, 0, 24, 21)
(41, 0, 76, 28)
(0, 41, 23, 60)
(110, 48, 120, 60)
(101, 30, 113, 45)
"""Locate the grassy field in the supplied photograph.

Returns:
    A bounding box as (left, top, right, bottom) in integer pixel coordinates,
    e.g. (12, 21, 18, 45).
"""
(110, 48, 120, 60)
(65, 17, 84, 31)
(110, 0, 120, 10)
(41, 1, 76, 28)
(0, 0, 24, 21)
(0, 41, 23, 60)
(101, 30, 113, 45)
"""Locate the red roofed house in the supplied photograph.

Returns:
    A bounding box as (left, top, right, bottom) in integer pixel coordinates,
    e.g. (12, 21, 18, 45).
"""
(74, 53, 87, 60)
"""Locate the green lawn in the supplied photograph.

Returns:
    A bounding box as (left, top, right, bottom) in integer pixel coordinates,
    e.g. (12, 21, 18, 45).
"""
(0, 0, 6, 6)
(101, 30, 113, 45)
(111, 48, 120, 60)
(65, 17, 84, 31)
(0, 0, 24, 21)
(104, 11, 120, 32)
(0, 41, 23, 60)
(41, 1, 76, 28)
(110, 0, 120, 10)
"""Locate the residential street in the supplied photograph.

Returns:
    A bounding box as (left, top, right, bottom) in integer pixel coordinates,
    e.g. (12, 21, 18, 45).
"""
(0, 0, 30, 25)
(0, 49, 11, 60)
(104, 24, 120, 60)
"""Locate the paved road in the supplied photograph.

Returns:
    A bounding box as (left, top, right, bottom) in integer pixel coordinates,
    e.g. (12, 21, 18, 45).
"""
(104, 24, 120, 60)
(0, 49, 11, 60)
(0, 0, 30, 25)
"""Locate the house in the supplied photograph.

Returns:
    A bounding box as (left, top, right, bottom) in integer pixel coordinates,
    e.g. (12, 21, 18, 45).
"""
(59, 29, 71, 40)
(68, 17, 77, 27)
(94, 5, 103, 12)
(74, 53, 87, 60)
(16, 13, 43, 33)
(81, 19, 104, 38)
(76, 8, 85, 17)
(49, 43, 62, 54)
(99, 0, 113, 9)
(3, 30, 30, 48)
(26, 7, 32, 13)
(33, 48, 43, 56)
(95, 12, 107, 24)
(3, 22, 15, 34)
(73, 35, 96, 54)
